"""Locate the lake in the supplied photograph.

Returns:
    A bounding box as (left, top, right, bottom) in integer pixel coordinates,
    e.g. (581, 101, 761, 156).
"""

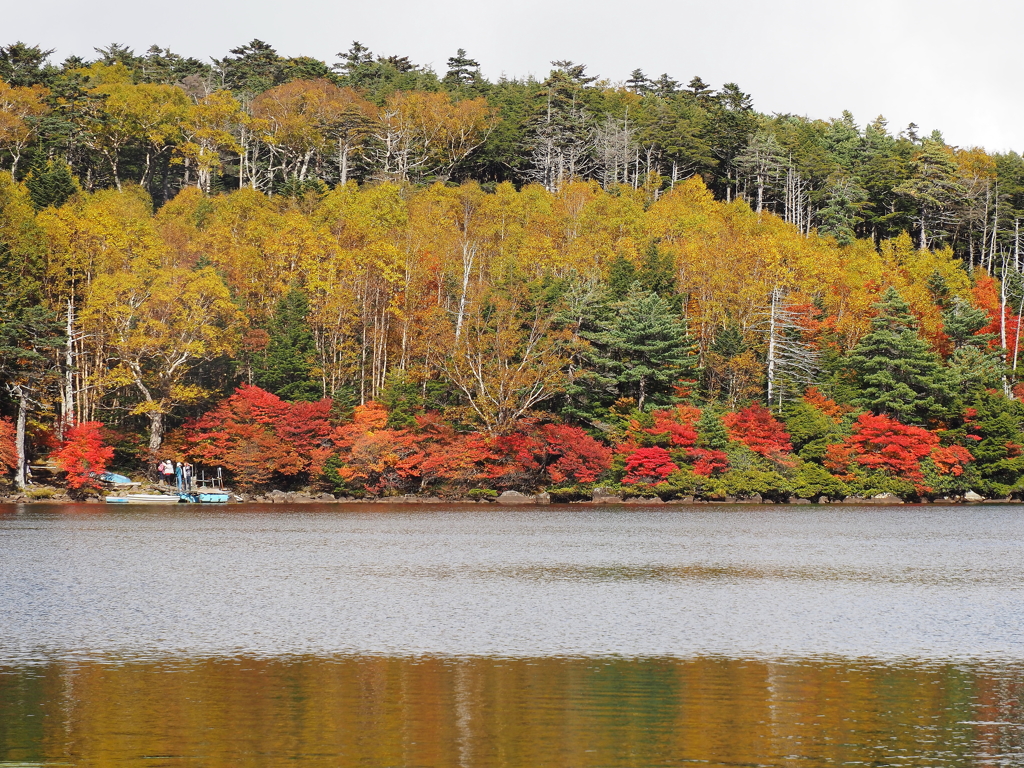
(1, 503, 1023, 766)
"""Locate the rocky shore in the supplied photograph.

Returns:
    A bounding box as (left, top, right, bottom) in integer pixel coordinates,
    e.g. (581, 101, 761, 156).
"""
(0, 486, 1018, 505)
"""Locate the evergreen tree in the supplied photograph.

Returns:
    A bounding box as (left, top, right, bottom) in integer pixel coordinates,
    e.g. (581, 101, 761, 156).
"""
(25, 159, 76, 209)
(443, 49, 482, 89)
(379, 369, 422, 429)
(606, 254, 637, 300)
(625, 69, 650, 94)
(585, 284, 698, 410)
(696, 407, 729, 451)
(845, 287, 948, 424)
(710, 323, 745, 357)
(969, 391, 1024, 495)
(215, 40, 284, 95)
(942, 296, 994, 349)
(252, 288, 321, 401)
(816, 174, 868, 245)
(638, 242, 676, 298)
(649, 73, 679, 98)
(894, 137, 966, 249)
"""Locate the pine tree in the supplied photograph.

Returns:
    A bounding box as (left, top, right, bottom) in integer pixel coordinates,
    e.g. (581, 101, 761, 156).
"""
(606, 254, 637, 300)
(845, 287, 948, 424)
(252, 288, 321, 402)
(638, 242, 676, 298)
(942, 296, 994, 350)
(894, 137, 966, 249)
(969, 391, 1024, 495)
(586, 284, 698, 410)
(443, 49, 482, 89)
(25, 159, 77, 210)
(695, 407, 729, 451)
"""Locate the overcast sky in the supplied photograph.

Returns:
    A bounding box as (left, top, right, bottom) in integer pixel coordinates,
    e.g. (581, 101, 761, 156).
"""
(10, 0, 1022, 152)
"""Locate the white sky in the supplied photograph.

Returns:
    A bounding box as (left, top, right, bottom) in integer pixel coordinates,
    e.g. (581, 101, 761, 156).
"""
(11, 0, 1023, 152)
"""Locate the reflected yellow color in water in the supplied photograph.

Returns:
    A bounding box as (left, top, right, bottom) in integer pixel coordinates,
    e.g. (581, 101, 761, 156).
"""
(2, 655, 1022, 767)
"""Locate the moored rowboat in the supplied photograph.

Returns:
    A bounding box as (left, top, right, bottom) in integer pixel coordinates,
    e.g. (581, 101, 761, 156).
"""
(106, 494, 183, 504)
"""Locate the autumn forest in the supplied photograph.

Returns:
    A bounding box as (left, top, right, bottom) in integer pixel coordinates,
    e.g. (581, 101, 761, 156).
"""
(2, 39, 1024, 501)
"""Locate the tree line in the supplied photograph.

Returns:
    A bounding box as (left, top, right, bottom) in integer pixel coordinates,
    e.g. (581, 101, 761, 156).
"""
(4, 39, 1024, 265)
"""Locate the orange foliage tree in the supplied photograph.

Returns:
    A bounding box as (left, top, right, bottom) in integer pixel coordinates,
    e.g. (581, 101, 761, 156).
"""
(53, 422, 115, 491)
(723, 404, 794, 460)
(0, 417, 17, 474)
(180, 385, 333, 490)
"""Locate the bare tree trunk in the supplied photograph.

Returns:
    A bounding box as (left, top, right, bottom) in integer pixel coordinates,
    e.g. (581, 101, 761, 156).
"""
(454, 242, 476, 342)
(60, 299, 76, 441)
(1001, 252, 1011, 397)
(148, 411, 164, 455)
(766, 288, 778, 407)
(13, 385, 27, 490)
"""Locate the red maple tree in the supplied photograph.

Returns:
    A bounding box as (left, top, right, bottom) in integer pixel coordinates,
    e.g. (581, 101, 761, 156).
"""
(181, 385, 333, 490)
(824, 413, 939, 482)
(0, 417, 16, 474)
(53, 422, 115, 491)
(622, 447, 679, 485)
(723, 404, 793, 460)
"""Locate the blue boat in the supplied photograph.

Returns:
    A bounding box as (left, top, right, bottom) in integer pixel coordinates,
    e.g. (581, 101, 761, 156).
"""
(179, 492, 231, 504)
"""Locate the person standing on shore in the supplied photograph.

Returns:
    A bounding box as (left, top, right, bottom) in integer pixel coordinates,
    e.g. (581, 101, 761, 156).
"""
(175, 461, 183, 491)
(162, 460, 174, 486)
(183, 462, 193, 492)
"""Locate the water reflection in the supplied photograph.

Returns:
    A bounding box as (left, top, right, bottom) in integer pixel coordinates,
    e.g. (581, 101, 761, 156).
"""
(3, 504, 1024, 765)
(1, 655, 1022, 767)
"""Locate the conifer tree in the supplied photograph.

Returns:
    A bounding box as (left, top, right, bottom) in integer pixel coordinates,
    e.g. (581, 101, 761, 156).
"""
(695, 407, 729, 451)
(638, 242, 676, 298)
(252, 288, 321, 402)
(606, 254, 637, 300)
(25, 159, 76, 209)
(845, 287, 947, 424)
(969, 392, 1024, 495)
(942, 296, 994, 350)
(586, 284, 698, 410)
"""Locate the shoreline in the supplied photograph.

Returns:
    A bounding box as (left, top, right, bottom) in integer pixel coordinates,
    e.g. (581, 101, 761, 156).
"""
(1, 487, 1020, 506)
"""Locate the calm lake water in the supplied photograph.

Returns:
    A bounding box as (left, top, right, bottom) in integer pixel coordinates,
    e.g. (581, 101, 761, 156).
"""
(1, 503, 1023, 766)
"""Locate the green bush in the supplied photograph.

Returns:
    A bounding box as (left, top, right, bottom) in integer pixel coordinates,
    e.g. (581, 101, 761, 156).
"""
(25, 486, 59, 500)
(845, 469, 917, 500)
(719, 467, 791, 501)
(467, 488, 498, 501)
(790, 463, 848, 500)
(657, 468, 726, 500)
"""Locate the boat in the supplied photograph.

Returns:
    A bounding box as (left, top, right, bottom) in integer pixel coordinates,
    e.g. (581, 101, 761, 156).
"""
(180, 492, 231, 504)
(106, 493, 183, 504)
(105, 491, 231, 504)
(96, 471, 139, 486)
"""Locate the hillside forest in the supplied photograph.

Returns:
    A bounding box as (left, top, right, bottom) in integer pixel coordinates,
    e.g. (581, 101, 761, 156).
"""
(3, 40, 1024, 501)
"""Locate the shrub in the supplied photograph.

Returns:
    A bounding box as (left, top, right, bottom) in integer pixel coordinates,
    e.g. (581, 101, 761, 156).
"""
(719, 467, 791, 501)
(790, 463, 848, 500)
(53, 422, 114, 493)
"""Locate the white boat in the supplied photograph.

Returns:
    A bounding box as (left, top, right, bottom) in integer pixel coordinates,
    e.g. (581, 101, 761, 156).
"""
(106, 493, 183, 504)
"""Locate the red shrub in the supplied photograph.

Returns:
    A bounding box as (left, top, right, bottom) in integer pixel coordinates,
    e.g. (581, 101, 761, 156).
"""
(690, 448, 729, 476)
(929, 444, 974, 476)
(0, 418, 16, 473)
(622, 447, 679, 485)
(646, 406, 701, 448)
(825, 413, 939, 483)
(723, 404, 793, 459)
(53, 422, 114, 490)
(181, 385, 333, 490)
(541, 423, 612, 484)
